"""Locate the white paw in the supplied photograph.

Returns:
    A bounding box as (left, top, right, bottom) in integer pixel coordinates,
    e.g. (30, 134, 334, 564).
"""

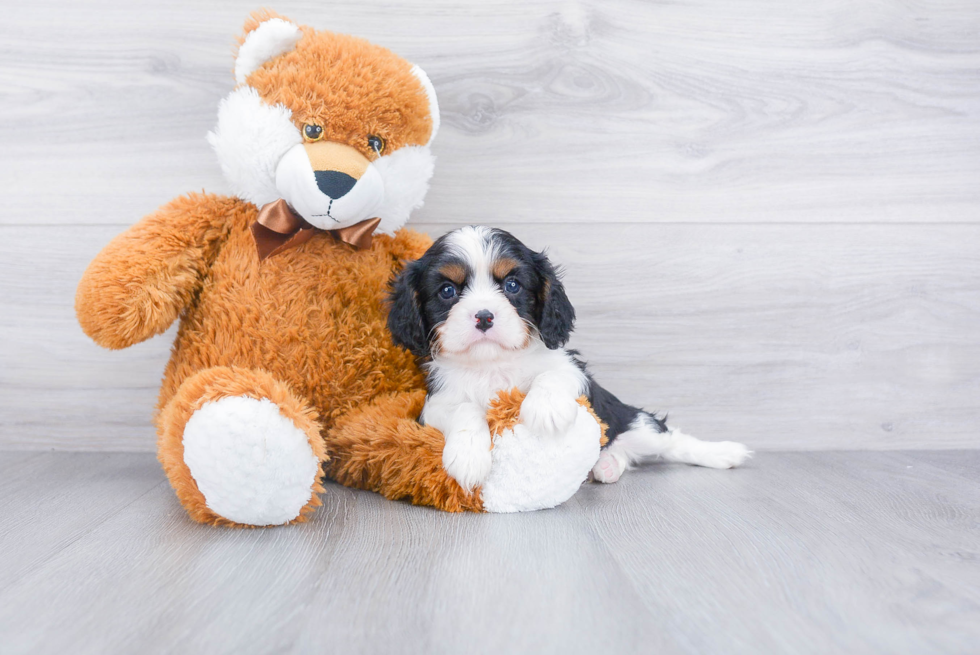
(182, 396, 320, 526)
(695, 441, 752, 469)
(520, 387, 579, 436)
(591, 450, 627, 483)
(443, 425, 493, 492)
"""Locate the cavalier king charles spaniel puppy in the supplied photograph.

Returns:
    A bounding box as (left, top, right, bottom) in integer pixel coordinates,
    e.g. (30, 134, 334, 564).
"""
(388, 226, 750, 491)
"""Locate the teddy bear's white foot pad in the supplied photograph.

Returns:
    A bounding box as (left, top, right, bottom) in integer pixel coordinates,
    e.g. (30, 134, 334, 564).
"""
(481, 404, 601, 513)
(182, 396, 319, 526)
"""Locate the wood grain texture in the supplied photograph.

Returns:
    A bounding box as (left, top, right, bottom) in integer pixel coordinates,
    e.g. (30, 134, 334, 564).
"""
(0, 453, 166, 591)
(0, 451, 977, 654)
(3, 222, 978, 451)
(1, 1, 979, 452)
(0, 0, 977, 226)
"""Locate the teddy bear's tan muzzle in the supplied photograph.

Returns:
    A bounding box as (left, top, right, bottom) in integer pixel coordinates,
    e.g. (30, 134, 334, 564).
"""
(302, 141, 370, 199)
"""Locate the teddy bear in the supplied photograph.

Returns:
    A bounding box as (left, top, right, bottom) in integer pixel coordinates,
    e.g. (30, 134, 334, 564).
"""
(75, 11, 605, 526)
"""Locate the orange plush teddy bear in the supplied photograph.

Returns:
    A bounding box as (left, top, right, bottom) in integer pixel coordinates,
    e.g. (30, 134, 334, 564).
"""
(76, 11, 605, 526)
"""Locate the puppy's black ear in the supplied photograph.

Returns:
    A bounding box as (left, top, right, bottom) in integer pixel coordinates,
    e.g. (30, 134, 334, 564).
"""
(387, 261, 429, 357)
(534, 252, 576, 349)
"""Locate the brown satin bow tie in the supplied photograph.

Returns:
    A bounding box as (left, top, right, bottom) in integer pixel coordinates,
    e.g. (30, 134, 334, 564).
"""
(250, 198, 382, 261)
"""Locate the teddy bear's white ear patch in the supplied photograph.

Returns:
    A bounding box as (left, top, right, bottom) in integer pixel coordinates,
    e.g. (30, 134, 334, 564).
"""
(411, 65, 440, 145)
(235, 18, 302, 85)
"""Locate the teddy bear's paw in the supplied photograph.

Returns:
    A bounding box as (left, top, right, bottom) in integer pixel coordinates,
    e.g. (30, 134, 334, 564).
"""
(591, 450, 628, 484)
(182, 395, 321, 526)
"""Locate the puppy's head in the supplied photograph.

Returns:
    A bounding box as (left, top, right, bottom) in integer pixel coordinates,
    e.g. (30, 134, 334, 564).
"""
(388, 226, 575, 360)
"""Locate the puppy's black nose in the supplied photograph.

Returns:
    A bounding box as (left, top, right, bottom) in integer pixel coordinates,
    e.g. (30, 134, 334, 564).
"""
(475, 310, 494, 332)
(315, 170, 357, 198)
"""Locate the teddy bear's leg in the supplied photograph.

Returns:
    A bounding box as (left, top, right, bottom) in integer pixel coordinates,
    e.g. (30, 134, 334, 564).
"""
(324, 390, 484, 513)
(157, 366, 326, 527)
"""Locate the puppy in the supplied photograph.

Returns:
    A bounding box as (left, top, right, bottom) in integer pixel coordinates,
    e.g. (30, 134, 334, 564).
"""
(387, 226, 750, 491)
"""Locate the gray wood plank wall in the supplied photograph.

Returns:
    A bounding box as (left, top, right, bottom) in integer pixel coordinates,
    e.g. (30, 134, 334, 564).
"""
(1, 1, 978, 451)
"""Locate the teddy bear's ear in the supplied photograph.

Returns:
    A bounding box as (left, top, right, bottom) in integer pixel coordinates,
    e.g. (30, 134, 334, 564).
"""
(235, 14, 302, 85)
(410, 65, 440, 145)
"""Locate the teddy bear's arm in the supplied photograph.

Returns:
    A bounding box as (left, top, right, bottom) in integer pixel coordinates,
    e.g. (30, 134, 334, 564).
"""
(76, 192, 236, 350)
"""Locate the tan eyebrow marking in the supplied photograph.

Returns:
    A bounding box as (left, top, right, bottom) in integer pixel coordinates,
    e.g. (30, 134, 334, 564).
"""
(492, 257, 518, 280)
(439, 263, 466, 284)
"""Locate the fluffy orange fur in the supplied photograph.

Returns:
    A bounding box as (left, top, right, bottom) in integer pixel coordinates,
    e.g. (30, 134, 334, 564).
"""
(75, 193, 235, 350)
(486, 388, 527, 436)
(158, 365, 326, 527)
(75, 13, 603, 525)
(76, 189, 447, 525)
(241, 10, 433, 158)
(488, 389, 609, 447)
(325, 391, 484, 512)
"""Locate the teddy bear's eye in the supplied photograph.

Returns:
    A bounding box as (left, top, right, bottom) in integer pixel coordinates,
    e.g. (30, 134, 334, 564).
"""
(367, 135, 385, 155)
(304, 124, 323, 142)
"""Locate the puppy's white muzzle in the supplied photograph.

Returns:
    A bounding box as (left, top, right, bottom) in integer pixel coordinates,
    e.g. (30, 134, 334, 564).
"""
(440, 286, 528, 357)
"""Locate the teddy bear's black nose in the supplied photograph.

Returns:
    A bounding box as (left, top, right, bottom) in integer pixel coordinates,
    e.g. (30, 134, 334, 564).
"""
(314, 170, 357, 198)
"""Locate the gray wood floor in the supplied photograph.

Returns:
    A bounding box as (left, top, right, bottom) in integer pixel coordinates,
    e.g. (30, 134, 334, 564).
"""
(0, 451, 976, 655)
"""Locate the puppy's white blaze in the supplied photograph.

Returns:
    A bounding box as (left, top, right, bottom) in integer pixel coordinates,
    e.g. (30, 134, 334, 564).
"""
(437, 227, 527, 357)
(235, 18, 302, 85)
(444, 226, 496, 275)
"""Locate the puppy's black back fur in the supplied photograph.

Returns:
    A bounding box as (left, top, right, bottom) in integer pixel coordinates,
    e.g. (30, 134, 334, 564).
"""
(570, 353, 668, 444)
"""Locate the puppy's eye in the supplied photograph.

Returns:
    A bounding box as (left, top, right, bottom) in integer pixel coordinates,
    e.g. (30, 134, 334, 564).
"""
(304, 124, 324, 142)
(438, 283, 457, 300)
(503, 278, 521, 294)
(368, 135, 385, 155)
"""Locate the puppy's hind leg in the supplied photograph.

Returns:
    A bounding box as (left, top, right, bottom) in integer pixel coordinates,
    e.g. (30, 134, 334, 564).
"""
(593, 413, 752, 483)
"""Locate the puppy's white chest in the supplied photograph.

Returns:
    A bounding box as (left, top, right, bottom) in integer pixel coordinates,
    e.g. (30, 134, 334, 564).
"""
(457, 366, 533, 406)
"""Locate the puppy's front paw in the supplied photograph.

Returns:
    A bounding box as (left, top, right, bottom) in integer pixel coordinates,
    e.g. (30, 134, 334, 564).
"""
(520, 386, 579, 436)
(443, 428, 493, 492)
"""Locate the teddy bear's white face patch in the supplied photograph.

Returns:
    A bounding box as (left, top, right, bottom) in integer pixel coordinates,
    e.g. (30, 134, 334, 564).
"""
(208, 85, 436, 234)
(275, 143, 385, 229)
(207, 86, 302, 209)
(210, 16, 440, 232)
